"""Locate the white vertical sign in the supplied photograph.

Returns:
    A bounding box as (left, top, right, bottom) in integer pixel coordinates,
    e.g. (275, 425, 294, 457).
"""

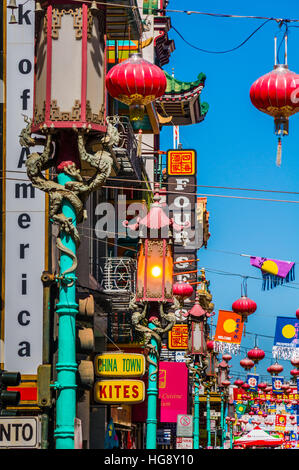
(4, 2, 45, 374)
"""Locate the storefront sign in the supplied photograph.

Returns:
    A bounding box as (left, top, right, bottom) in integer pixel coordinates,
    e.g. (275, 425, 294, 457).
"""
(94, 353, 145, 377)
(158, 362, 188, 422)
(94, 379, 145, 404)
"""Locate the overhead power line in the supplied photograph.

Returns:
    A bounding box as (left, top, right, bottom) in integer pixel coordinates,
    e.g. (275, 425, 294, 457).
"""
(171, 19, 273, 54)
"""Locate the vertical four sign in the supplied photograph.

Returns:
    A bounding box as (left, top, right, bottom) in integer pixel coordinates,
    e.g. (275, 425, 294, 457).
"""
(3, 2, 45, 374)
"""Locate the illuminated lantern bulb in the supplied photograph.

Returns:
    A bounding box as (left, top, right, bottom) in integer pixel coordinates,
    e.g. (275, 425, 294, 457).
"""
(151, 265, 162, 278)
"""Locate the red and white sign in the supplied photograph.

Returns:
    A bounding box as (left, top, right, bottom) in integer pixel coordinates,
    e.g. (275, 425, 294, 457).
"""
(176, 437, 193, 449)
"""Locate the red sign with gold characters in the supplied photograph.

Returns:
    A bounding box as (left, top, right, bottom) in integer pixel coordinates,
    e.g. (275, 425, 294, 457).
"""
(168, 324, 188, 350)
(167, 150, 196, 176)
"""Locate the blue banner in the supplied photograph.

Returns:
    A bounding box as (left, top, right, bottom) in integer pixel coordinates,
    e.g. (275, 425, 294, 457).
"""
(247, 373, 259, 392)
(272, 376, 284, 394)
(274, 317, 299, 347)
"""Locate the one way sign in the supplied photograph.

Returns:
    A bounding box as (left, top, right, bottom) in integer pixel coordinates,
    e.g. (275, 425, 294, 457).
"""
(0, 417, 41, 448)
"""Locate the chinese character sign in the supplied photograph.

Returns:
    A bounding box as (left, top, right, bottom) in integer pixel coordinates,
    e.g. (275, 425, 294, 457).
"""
(167, 150, 196, 176)
(214, 310, 244, 344)
(168, 324, 188, 350)
(272, 376, 284, 394)
(247, 373, 259, 392)
(273, 317, 299, 359)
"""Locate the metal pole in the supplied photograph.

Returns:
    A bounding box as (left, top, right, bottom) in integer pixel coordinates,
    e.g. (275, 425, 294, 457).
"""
(220, 391, 224, 449)
(207, 389, 211, 447)
(193, 368, 200, 449)
(54, 171, 78, 449)
(230, 423, 233, 449)
(146, 321, 158, 449)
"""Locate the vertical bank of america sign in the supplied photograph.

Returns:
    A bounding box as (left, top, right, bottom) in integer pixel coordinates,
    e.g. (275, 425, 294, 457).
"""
(2, 2, 45, 374)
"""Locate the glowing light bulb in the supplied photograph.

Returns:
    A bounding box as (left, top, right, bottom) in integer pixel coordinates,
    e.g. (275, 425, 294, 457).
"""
(151, 266, 162, 278)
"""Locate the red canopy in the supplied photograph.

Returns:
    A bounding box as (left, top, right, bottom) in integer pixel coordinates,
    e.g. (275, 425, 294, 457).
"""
(234, 426, 283, 448)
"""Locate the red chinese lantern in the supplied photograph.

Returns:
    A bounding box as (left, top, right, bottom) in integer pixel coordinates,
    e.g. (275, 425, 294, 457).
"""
(296, 309, 299, 320)
(207, 340, 214, 351)
(247, 347, 265, 364)
(240, 357, 254, 371)
(173, 281, 193, 302)
(221, 379, 231, 387)
(268, 362, 284, 376)
(232, 296, 257, 323)
(242, 383, 250, 391)
(290, 368, 299, 377)
(258, 382, 267, 391)
(250, 37, 299, 166)
(223, 354, 232, 363)
(106, 53, 167, 121)
(234, 379, 244, 388)
(291, 356, 299, 368)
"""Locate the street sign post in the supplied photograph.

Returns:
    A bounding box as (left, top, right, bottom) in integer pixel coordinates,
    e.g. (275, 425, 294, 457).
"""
(0, 416, 41, 448)
(177, 414, 193, 437)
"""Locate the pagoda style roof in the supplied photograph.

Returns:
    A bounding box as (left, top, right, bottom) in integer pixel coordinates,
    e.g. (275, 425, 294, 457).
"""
(155, 71, 209, 126)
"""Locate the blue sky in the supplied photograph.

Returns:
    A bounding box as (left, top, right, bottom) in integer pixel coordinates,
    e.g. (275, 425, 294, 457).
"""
(160, 0, 299, 382)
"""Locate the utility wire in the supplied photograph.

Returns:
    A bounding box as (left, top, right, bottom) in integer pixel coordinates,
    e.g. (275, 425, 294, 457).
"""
(171, 19, 273, 54)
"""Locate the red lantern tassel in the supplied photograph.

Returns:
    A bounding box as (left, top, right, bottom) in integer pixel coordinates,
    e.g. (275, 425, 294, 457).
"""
(276, 137, 282, 167)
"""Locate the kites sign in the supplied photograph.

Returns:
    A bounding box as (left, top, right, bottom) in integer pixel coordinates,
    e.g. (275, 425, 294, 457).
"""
(214, 310, 244, 354)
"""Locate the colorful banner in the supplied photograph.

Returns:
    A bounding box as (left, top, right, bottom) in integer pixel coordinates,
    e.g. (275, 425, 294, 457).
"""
(235, 403, 247, 417)
(158, 362, 188, 423)
(273, 317, 299, 359)
(275, 414, 287, 431)
(250, 256, 295, 290)
(272, 376, 284, 394)
(247, 373, 259, 392)
(214, 310, 244, 354)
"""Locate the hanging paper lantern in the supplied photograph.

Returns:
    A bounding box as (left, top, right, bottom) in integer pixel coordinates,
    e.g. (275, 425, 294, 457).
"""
(240, 357, 254, 371)
(222, 379, 231, 387)
(232, 296, 257, 323)
(234, 379, 244, 388)
(247, 347, 265, 364)
(291, 369, 299, 377)
(250, 40, 299, 167)
(242, 383, 250, 391)
(291, 356, 299, 368)
(222, 353, 232, 363)
(173, 281, 193, 302)
(207, 340, 214, 351)
(268, 362, 284, 376)
(258, 382, 267, 391)
(106, 53, 167, 121)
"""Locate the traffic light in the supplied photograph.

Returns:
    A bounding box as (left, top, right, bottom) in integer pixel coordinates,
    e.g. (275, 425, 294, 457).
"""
(0, 370, 21, 415)
(76, 294, 95, 399)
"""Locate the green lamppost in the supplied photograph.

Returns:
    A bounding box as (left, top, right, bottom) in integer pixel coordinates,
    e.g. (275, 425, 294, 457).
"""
(21, 0, 118, 449)
(127, 186, 188, 449)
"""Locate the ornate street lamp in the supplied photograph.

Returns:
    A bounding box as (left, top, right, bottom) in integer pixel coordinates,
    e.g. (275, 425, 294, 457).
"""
(128, 184, 187, 449)
(20, 0, 117, 449)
